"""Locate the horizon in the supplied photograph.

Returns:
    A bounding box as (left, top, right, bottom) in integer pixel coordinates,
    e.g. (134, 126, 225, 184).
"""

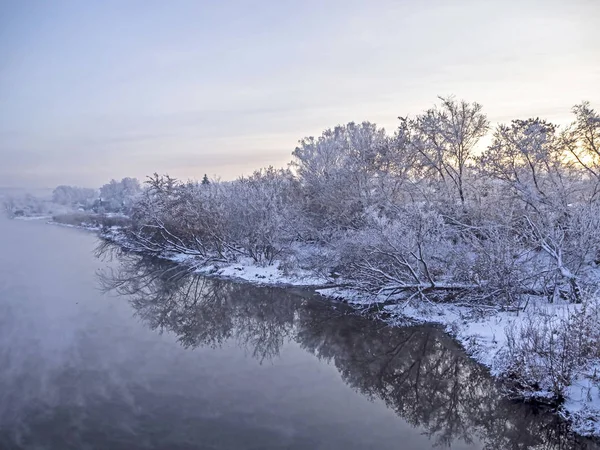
(1, 0, 599, 188)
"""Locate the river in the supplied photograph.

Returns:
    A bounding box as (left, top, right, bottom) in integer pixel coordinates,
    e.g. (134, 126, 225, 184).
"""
(0, 216, 596, 449)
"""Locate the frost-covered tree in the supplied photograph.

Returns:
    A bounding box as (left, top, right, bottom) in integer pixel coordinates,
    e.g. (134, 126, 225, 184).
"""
(478, 118, 572, 209)
(2, 197, 15, 215)
(227, 167, 302, 264)
(404, 97, 489, 205)
(564, 102, 600, 182)
(52, 185, 98, 208)
(332, 204, 475, 301)
(125, 174, 230, 260)
(105, 97, 600, 307)
(291, 121, 388, 233)
(99, 177, 141, 212)
(476, 117, 595, 302)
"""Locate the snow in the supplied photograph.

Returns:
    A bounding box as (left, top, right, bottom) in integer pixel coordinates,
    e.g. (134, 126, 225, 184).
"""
(47, 221, 102, 231)
(564, 375, 600, 437)
(168, 255, 329, 287)
(13, 215, 53, 221)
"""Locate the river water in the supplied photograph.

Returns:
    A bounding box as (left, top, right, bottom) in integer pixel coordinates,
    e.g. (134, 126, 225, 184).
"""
(0, 216, 596, 449)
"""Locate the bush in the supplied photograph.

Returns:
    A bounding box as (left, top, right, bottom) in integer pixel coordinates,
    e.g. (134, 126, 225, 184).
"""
(497, 295, 600, 400)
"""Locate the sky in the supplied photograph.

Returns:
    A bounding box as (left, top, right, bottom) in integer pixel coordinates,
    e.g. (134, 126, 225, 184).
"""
(1, 0, 599, 188)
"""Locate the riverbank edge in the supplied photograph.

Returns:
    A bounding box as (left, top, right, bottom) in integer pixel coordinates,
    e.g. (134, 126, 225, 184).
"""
(32, 218, 600, 439)
(90, 227, 598, 440)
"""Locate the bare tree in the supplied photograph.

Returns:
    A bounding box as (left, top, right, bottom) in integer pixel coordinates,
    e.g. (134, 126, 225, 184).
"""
(2, 197, 16, 217)
(478, 118, 572, 209)
(405, 97, 489, 205)
(564, 102, 600, 181)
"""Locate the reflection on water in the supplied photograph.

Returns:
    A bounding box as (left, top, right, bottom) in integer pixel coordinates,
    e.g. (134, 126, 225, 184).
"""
(98, 250, 593, 450)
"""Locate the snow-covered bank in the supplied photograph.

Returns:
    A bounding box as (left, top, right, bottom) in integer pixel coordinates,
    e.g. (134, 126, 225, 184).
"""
(325, 292, 600, 438)
(175, 254, 329, 288)
(117, 241, 600, 438)
(47, 220, 102, 231)
(370, 297, 600, 437)
(12, 213, 600, 439)
(13, 215, 53, 221)
(316, 283, 599, 438)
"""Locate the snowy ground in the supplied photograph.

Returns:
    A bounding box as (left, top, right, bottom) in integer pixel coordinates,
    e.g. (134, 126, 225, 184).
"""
(167, 253, 330, 287)
(47, 220, 101, 231)
(13, 215, 53, 221)
(565, 376, 600, 437)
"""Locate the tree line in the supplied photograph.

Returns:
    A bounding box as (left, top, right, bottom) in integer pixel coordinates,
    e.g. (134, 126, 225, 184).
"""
(115, 97, 600, 308)
(3, 177, 142, 218)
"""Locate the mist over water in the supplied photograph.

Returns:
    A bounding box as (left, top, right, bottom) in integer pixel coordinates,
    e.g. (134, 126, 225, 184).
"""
(0, 217, 596, 449)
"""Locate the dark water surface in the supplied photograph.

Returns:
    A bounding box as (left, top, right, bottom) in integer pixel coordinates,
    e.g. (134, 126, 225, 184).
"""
(0, 217, 596, 449)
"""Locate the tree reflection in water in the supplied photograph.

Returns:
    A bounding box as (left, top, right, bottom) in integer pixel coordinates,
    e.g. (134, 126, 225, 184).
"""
(99, 250, 596, 450)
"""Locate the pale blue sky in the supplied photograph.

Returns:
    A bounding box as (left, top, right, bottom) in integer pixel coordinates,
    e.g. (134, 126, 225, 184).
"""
(1, 0, 599, 188)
